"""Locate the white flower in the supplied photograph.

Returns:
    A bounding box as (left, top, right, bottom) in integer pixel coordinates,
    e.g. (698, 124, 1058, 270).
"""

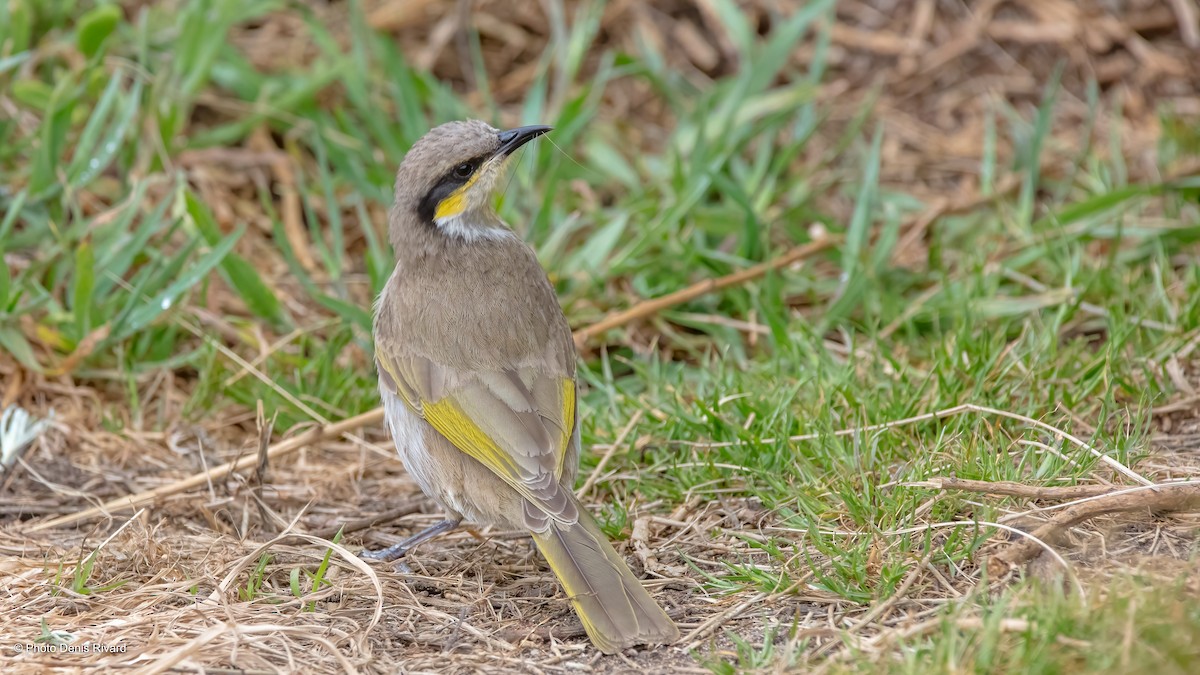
(0, 405, 53, 470)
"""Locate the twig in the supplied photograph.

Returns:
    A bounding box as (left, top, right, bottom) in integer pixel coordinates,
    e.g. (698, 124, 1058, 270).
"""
(997, 480, 1200, 523)
(251, 401, 275, 526)
(311, 498, 426, 539)
(571, 237, 836, 347)
(912, 477, 1117, 500)
(1151, 393, 1200, 415)
(989, 483, 1200, 573)
(576, 409, 643, 498)
(1168, 0, 1200, 48)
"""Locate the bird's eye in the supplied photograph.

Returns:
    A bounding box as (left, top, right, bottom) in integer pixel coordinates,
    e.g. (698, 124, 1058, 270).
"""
(453, 162, 475, 179)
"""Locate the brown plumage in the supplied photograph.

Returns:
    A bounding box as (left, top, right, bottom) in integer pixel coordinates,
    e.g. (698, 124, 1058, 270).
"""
(368, 120, 679, 653)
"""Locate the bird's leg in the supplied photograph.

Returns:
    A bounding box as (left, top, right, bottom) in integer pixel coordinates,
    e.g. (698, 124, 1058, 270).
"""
(360, 518, 462, 562)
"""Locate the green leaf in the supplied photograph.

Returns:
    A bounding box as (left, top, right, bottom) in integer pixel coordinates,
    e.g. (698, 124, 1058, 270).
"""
(824, 123, 883, 327)
(842, 124, 883, 276)
(1018, 64, 1064, 228)
(0, 52, 32, 77)
(1033, 184, 1161, 230)
(0, 190, 26, 242)
(0, 328, 39, 371)
(69, 75, 143, 189)
(28, 74, 79, 198)
(975, 289, 1076, 318)
(312, 293, 373, 331)
(10, 79, 53, 111)
(184, 191, 287, 326)
(355, 201, 390, 296)
(93, 183, 166, 298)
(290, 567, 302, 598)
(117, 225, 246, 340)
(585, 139, 639, 188)
(72, 237, 95, 335)
(570, 212, 629, 273)
(1, 0, 34, 55)
(702, 0, 754, 57)
(0, 248, 9, 310)
(749, 0, 832, 95)
(76, 3, 121, 58)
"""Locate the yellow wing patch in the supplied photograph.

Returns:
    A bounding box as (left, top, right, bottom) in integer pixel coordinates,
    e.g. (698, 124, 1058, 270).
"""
(557, 379, 575, 477)
(422, 397, 522, 479)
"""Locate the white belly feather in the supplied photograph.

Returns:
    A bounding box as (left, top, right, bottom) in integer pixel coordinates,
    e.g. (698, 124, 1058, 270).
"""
(381, 388, 439, 500)
(380, 386, 470, 519)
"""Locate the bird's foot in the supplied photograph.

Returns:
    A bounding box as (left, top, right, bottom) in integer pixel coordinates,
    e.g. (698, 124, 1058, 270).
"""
(360, 542, 414, 563)
(359, 518, 462, 569)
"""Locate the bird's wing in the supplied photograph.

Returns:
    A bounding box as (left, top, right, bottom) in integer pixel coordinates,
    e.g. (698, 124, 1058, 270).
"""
(376, 346, 578, 524)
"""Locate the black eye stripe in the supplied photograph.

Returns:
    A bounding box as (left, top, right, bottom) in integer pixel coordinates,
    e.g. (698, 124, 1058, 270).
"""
(415, 152, 493, 225)
(416, 181, 460, 225)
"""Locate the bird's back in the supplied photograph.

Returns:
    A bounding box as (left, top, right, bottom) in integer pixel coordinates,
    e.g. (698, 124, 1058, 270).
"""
(375, 233, 575, 377)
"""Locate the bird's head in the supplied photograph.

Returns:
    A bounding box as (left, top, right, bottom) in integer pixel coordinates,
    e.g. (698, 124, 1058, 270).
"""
(390, 120, 551, 246)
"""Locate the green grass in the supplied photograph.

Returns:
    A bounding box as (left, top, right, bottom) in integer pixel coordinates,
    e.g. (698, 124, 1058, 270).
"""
(291, 526, 343, 611)
(2, 0, 1199, 671)
(704, 577, 1200, 674)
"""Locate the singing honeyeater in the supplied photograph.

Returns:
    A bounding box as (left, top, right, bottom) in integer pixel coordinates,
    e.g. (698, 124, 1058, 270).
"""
(366, 120, 678, 654)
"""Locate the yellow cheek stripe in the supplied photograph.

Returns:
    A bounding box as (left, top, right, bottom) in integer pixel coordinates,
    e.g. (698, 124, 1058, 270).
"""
(434, 190, 466, 220)
(434, 171, 481, 220)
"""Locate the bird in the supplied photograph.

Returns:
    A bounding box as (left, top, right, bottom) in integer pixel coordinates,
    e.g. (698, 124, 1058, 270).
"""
(365, 119, 679, 654)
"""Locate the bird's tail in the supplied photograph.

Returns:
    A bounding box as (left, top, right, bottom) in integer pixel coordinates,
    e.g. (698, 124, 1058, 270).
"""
(531, 506, 679, 654)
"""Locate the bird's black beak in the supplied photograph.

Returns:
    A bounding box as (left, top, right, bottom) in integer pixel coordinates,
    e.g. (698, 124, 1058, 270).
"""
(497, 125, 552, 156)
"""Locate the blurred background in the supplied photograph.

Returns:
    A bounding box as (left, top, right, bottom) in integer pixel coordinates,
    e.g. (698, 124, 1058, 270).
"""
(3, 0, 1196, 423)
(2, 1, 1200, 672)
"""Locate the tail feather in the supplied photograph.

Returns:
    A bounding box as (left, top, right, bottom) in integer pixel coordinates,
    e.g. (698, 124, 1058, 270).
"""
(531, 509, 679, 653)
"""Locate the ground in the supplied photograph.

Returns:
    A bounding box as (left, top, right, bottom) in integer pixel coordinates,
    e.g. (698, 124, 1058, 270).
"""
(2, 0, 1200, 673)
